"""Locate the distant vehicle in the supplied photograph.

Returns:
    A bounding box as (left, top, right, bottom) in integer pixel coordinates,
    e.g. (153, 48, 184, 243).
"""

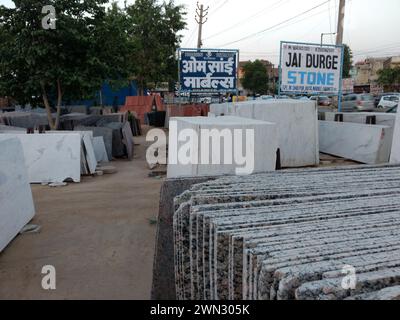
(342, 93, 375, 112)
(260, 95, 274, 100)
(378, 95, 399, 109)
(386, 104, 398, 113)
(309, 96, 331, 106)
(276, 95, 290, 99)
(374, 92, 399, 107)
(293, 96, 309, 100)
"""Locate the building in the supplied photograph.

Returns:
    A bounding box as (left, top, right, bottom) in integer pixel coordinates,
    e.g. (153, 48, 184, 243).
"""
(238, 59, 279, 95)
(354, 57, 387, 86)
(384, 56, 400, 69)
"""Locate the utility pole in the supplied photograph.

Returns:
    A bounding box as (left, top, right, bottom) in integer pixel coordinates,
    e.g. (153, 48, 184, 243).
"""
(336, 0, 346, 45)
(195, 2, 209, 48)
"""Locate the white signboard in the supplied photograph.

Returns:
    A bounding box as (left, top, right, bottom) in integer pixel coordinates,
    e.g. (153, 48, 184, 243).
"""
(280, 42, 343, 95)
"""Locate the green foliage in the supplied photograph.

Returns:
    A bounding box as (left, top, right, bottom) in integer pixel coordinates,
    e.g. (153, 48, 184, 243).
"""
(126, 0, 186, 94)
(0, 0, 186, 127)
(343, 44, 353, 78)
(378, 67, 400, 90)
(241, 60, 269, 95)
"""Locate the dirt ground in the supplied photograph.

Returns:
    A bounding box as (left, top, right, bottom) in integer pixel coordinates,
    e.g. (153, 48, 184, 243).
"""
(0, 135, 164, 300)
(0, 126, 358, 300)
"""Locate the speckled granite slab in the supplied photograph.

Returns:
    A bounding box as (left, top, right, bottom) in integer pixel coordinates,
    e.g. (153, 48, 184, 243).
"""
(173, 165, 400, 300)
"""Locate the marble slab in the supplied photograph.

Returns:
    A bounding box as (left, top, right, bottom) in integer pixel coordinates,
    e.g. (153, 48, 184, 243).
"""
(319, 121, 393, 164)
(390, 110, 400, 164)
(92, 136, 109, 163)
(0, 138, 35, 252)
(82, 133, 98, 174)
(210, 100, 319, 167)
(167, 116, 278, 179)
(0, 133, 81, 183)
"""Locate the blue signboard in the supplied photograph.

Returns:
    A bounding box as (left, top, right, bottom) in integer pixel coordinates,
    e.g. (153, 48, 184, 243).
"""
(179, 49, 238, 93)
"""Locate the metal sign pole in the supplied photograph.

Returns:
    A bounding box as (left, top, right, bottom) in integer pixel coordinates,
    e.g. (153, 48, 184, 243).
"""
(338, 44, 345, 112)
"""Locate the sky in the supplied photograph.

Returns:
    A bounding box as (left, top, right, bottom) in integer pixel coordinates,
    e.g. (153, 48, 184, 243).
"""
(1, 0, 400, 65)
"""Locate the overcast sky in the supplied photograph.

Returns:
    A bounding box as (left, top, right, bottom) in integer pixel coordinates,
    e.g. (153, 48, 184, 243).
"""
(1, 0, 400, 64)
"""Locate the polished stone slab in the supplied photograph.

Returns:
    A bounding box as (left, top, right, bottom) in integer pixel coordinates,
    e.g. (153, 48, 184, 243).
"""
(319, 121, 393, 164)
(172, 165, 400, 300)
(210, 100, 319, 167)
(167, 116, 278, 179)
(0, 138, 35, 252)
(0, 133, 81, 183)
(92, 136, 109, 162)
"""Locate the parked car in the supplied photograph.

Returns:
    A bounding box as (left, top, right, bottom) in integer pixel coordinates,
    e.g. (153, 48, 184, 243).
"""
(378, 94, 399, 109)
(310, 96, 331, 106)
(341, 93, 375, 112)
(386, 104, 398, 113)
(375, 92, 399, 107)
(293, 96, 310, 100)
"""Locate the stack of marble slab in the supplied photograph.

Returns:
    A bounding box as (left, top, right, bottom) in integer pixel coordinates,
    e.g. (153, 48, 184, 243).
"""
(210, 100, 319, 167)
(0, 131, 102, 183)
(0, 112, 49, 128)
(173, 165, 400, 300)
(167, 116, 278, 178)
(0, 138, 35, 252)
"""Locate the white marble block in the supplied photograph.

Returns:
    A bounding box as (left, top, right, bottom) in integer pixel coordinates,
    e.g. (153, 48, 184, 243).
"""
(390, 111, 400, 164)
(210, 100, 319, 167)
(167, 116, 278, 178)
(0, 138, 35, 252)
(0, 133, 81, 183)
(319, 121, 393, 164)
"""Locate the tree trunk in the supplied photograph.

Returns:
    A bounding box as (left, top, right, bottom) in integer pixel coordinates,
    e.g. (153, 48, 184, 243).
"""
(54, 79, 62, 130)
(41, 82, 56, 129)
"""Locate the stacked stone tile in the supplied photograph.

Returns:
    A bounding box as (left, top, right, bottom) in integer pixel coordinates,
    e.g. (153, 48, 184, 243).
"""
(173, 165, 400, 300)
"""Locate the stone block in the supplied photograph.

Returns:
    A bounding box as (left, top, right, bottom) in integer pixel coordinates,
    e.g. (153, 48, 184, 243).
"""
(319, 121, 393, 164)
(0, 138, 35, 252)
(167, 116, 278, 179)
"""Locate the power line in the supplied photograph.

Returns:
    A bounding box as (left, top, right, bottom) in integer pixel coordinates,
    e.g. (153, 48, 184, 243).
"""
(204, 0, 290, 41)
(218, 0, 331, 47)
(209, 0, 230, 17)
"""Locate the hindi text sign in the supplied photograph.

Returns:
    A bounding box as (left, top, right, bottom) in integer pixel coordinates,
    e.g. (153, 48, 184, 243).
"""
(179, 49, 238, 93)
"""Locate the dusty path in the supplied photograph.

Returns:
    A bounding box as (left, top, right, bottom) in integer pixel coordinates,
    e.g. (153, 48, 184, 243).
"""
(0, 136, 162, 300)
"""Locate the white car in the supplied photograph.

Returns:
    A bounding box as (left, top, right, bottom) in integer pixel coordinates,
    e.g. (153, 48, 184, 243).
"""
(378, 95, 399, 109)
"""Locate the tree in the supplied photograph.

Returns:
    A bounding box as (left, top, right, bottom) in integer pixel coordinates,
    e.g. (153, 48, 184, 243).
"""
(126, 0, 186, 95)
(378, 67, 400, 91)
(0, 0, 128, 129)
(343, 44, 353, 78)
(241, 60, 269, 95)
